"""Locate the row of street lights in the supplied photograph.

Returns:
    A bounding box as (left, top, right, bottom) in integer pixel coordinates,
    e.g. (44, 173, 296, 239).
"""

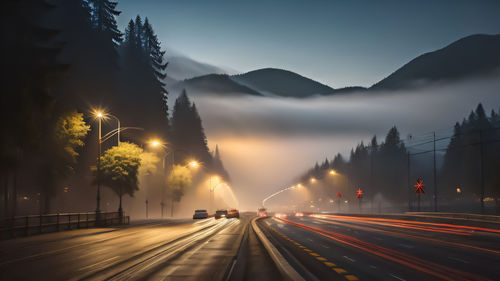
(93, 109, 224, 219)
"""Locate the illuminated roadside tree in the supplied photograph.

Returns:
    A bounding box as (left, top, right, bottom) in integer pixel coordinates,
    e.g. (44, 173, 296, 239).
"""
(39, 111, 90, 213)
(167, 165, 192, 217)
(95, 142, 143, 214)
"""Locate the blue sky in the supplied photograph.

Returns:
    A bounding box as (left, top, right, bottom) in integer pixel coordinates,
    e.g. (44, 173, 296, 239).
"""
(116, 0, 500, 88)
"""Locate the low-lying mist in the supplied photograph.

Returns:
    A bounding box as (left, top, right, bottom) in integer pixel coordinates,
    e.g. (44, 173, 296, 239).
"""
(173, 76, 500, 211)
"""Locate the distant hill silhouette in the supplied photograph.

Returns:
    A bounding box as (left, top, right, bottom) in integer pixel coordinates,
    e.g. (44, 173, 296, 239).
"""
(179, 74, 262, 96)
(371, 34, 500, 90)
(232, 68, 335, 98)
(166, 34, 500, 97)
(165, 55, 231, 81)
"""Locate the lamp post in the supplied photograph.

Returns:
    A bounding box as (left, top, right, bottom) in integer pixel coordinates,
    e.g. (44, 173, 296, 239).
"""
(95, 112, 103, 217)
(93, 110, 125, 221)
(148, 139, 199, 218)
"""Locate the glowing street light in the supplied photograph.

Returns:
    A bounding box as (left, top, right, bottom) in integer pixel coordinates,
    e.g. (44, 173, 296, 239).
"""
(188, 160, 199, 168)
(329, 169, 338, 176)
(92, 109, 122, 219)
(151, 140, 160, 147)
(310, 177, 317, 183)
(456, 187, 462, 194)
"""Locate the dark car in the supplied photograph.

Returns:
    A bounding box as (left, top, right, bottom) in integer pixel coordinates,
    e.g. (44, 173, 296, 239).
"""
(215, 209, 228, 219)
(227, 209, 240, 218)
(193, 209, 208, 219)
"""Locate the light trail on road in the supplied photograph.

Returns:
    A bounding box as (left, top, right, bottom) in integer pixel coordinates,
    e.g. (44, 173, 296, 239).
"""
(277, 217, 492, 281)
(318, 215, 500, 234)
(311, 216, 500, 255)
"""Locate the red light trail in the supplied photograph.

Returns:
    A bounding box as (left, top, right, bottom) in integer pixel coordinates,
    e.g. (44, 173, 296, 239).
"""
(277, 217, 491, 281)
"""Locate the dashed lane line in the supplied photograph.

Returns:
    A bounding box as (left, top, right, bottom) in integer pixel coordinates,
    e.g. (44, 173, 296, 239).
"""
(333, 268, 347, 274)
(390, 273, 406, 281)
(268, 223, 360, 281)
(343, 256, 356, 262)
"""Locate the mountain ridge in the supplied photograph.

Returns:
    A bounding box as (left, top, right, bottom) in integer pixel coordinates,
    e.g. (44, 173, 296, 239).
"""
(166, 33, 500, 98)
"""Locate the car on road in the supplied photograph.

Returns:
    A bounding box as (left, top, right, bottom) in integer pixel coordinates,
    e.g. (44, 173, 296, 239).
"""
(215, 209, 228, 219)
(227, 209, 240, 218)
(193, 209, 208, 219)
(257, 207, 267, 218)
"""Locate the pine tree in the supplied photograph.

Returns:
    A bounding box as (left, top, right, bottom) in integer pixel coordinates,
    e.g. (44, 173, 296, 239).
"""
(171, 90, 212, 166)
(119, 15, 169, 136)
(90, 0, 121, 42)
(2, 0, 67, 216)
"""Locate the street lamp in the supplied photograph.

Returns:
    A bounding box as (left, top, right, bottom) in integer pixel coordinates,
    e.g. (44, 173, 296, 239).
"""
(94, 110, 104, 216)
(148, 139, 200, 218)
(93, 109, 122, 219)
(310, 177, 317, 183)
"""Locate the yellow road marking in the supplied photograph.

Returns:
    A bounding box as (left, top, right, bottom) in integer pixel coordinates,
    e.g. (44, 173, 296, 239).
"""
(303, 248, 312, 252)
(333, 268, 347, 274)
(299, 245, 306, 248)
(324, 262, 336, 267)
(309, 252, 320, 257)
(316, 257, 327, 261)
(345, 275, 359, 281)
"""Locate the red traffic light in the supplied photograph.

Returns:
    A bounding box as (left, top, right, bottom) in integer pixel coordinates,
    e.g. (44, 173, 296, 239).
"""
(356, 188, 363, 198)
(337, 192, 342, 198)
(414, 178, 425, 194)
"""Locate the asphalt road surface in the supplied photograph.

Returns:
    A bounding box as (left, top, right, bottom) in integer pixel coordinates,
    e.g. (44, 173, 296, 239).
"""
(0, 215, 282, 281)
(258, 214, 500, 281)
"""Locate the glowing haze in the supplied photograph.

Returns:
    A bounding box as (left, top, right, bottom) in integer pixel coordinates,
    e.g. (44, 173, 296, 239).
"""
(190, 77, 500, 210)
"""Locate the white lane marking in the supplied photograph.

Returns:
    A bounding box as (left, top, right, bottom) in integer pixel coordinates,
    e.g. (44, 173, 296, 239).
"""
(313, 221, 323, 225)
(370, 265, 377, 269)
(343, 256, 356, 262)
(265, 220, 271, 226)
(398, 243, 414, 249)
(448, 256, 470, 264)
(307, 238, 314, 242)
(374, 237, 384, 241)
(390, 273, 406, 281)
(321, 244, 329, 249)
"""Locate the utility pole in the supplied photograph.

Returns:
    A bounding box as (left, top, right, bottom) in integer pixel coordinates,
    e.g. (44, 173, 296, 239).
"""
(433, 132, 437, 212)
(480, 129, 485, 214)
(370, 146, 374, 214)
(408, 152, 411, 212)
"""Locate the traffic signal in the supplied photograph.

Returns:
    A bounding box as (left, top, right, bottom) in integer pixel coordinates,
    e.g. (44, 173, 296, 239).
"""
(414, 178, 425, 194)
(356, 188, 363, 198)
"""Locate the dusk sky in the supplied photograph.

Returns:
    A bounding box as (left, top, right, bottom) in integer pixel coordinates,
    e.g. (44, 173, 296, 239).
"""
(117, 0, 500, 88)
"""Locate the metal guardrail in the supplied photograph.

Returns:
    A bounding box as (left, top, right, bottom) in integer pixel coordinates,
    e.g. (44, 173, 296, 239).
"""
(0, 212, 129, 239)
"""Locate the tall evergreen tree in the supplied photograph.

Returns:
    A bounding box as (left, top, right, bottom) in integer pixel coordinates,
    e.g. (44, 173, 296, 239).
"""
(171, 90, 212, 167)
(119, 15, 169, 137)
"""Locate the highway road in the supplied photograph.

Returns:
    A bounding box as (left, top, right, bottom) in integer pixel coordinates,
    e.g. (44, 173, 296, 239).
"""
(258, 214, 500, 281)
(0, 215, 282, 281)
